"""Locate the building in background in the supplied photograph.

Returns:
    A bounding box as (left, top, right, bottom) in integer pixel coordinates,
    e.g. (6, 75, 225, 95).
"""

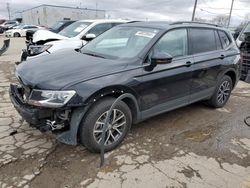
(14, 4, 106, 27)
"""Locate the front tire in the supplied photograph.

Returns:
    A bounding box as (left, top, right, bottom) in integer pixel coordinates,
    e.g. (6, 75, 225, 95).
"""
(208, 75, 233, 108)
(79, 97, 132, 153)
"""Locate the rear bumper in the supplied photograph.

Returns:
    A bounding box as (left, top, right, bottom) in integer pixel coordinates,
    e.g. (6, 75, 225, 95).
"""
(9, 84, 52, 126)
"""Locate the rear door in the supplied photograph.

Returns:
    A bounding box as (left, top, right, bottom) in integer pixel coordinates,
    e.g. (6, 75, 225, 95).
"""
(188, 28, 224, 102)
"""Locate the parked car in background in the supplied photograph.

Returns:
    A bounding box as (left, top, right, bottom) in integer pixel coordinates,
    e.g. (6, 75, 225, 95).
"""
(0, 20, 19, 33)
(21, 19, 129, 61)
(11, 21, 241, 152)
(5, 25, 43, 37)
(0, 20, 19, 29)
(48, 20, 76, 33)
(236, 22, 250, 47)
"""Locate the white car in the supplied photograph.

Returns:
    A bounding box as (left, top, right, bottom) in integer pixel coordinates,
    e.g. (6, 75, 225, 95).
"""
(5, 25, 43, 37)
(0, 20, 19, 29)
(22, 19, 129, 60)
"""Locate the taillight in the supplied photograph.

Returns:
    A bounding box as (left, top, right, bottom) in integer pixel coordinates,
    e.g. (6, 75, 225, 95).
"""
(240, 52, 243, 64)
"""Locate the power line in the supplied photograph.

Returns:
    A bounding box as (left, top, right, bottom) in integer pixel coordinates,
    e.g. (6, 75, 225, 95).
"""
(199, 8, 226, 15)
(199, 6, 250, 11)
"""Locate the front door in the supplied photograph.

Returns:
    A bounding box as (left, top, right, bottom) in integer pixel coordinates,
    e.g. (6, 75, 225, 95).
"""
(138, 28, 194, 119)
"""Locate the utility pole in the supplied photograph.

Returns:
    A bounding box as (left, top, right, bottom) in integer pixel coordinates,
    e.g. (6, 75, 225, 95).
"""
(6, 2, 11, 20)
(191, 0, 198, 21)
(227, 0, 235, 28)
(95, 0, 98, 18)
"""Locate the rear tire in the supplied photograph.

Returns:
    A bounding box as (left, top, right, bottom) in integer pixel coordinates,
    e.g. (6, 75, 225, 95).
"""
(79, 97, 132, 153)
(208, 75, 232, 108)
(13, 32, 20, 37)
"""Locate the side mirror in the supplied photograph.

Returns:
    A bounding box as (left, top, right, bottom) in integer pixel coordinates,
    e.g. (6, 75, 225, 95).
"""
(84, 33, 96, 41)
(151, 52, 173, 65)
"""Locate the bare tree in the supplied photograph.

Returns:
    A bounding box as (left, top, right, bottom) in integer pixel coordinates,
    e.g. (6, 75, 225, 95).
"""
(194, 17, 209, 23)
(211, 15, 229, 27)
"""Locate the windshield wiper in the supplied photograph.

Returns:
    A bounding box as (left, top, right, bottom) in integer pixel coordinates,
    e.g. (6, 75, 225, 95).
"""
(81, 52, 105, 59)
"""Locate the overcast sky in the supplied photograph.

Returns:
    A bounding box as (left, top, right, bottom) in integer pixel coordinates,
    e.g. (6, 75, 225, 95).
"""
(1, 0, 250, 27)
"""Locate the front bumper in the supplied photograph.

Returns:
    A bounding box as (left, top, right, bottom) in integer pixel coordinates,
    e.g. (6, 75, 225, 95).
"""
(9, 84, 52, 126)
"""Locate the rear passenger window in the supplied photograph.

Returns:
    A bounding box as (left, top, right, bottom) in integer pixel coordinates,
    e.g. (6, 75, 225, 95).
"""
(154, 29, 188, 57)
(215, 31, 222, 50)
(218, 31, 231, 49)
(189, 28, 217, 54)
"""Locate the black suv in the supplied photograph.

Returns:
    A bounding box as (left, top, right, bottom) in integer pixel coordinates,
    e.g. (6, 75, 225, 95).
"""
(10, 21, 241, 152)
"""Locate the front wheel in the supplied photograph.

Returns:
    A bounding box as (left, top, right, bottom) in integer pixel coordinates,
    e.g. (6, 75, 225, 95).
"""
(79, 97, 132, 153)
(208, 75, 233, 108)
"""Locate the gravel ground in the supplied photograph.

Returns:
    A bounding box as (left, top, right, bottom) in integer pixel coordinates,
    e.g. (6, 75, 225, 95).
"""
(0, 36, 250, 188)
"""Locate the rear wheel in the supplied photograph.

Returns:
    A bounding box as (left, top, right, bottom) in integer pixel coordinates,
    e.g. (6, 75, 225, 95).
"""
(79, 97, 132, 153)
(13, 32, 20, 37)
(208, 75, 232, 108)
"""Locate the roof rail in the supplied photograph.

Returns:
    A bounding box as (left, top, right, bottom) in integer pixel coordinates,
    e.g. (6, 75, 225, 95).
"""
(170, 21, 222, 27)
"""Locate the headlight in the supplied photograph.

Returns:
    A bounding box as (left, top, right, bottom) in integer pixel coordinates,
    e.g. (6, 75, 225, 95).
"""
(28, 90, 76, 108)
(29, 45, 52, 56)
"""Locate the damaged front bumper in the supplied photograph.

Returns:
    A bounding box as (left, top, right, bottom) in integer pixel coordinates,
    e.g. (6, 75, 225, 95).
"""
(9, 84, 52, 126)
(9, 84, 85, 145)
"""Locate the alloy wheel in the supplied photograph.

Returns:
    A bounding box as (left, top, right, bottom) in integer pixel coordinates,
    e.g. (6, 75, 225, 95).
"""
(93, 109, 126, 146)
(217, 80, 231, 104)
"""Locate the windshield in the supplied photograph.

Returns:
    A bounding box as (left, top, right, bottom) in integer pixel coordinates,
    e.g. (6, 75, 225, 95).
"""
(58, 21, 92, 38)
(82, 26, 159, 59)
(12, 23, 26, 29)
(239, 22, 250, 41)
(51, 21, 64, 30)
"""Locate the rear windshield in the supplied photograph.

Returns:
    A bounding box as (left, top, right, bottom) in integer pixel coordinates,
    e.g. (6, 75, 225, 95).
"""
(59, 21, 92, 38)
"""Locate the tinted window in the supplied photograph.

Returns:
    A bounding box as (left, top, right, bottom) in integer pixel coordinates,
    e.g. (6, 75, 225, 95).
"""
(189, 28, 217, 54)
(218, 31, 231, 49)
(154, 29, 188, 57)
(87, 23, 113, 36)
(215, 30, 222, 50)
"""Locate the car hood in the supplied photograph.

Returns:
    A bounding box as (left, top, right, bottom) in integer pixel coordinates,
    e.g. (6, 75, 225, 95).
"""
(33, 30, 68, 43)
(16, 49, 128, 90)
(46, 39, 87, 53)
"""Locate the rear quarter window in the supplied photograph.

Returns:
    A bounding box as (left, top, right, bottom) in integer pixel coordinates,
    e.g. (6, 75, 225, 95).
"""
(189, 28, 217, 54)
(218, 30, 231, 49)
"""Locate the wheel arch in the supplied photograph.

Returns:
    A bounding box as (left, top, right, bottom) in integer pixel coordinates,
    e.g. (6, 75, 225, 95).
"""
(84, 85, 141, 124)
(13, 32, 20, 37)
(224, 70, 237, 88)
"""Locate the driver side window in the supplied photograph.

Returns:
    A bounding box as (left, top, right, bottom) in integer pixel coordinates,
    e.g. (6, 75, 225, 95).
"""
(154, 29, 188, 58)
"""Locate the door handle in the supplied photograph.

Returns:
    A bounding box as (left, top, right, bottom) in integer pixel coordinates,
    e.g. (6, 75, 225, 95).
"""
(220, 54, 225, 59)
(185, 61, 192, 67)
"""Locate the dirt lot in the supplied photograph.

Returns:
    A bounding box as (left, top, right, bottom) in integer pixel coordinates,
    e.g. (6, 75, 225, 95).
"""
(1, 36, 250, 188)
